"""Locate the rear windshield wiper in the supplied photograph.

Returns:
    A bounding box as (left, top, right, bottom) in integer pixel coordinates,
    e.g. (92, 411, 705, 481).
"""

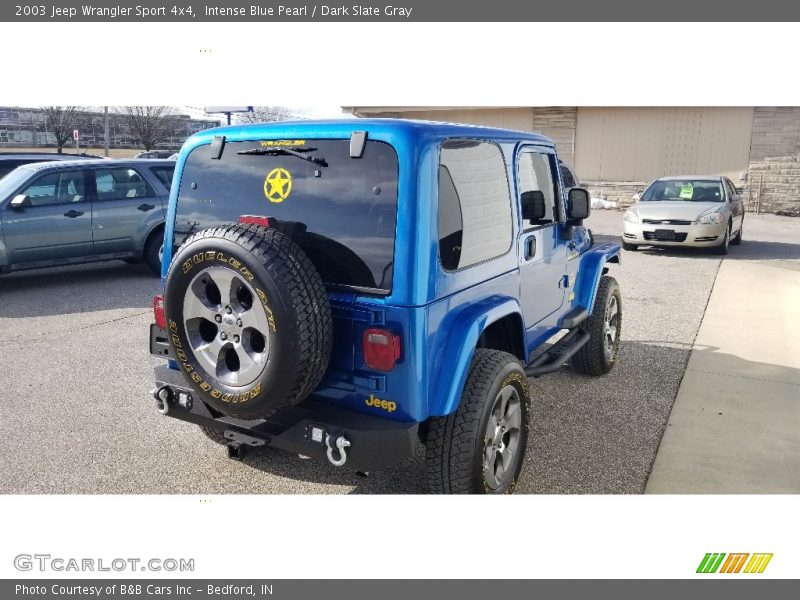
(237, 146, 328, 167)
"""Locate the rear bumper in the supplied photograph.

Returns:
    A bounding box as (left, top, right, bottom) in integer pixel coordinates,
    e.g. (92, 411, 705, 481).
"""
(623, 220, 726, 247)
(152, 364, 419, 472)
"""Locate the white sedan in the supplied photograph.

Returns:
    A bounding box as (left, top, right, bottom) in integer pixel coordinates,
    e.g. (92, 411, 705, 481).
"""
(622, 175, 745, 254)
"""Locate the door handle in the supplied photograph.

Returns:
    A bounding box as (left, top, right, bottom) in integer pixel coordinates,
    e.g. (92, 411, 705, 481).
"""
(524, 236, 536, 260)
(137, 203, 155, 212)
(63, 210, 84, 218)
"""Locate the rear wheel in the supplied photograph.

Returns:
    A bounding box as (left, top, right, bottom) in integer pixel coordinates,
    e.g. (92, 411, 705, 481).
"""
(144, 229, 164, 275)
(571, 276, 622, 376)
(425, 349, 530, 494)
(164, 223, 332, 420)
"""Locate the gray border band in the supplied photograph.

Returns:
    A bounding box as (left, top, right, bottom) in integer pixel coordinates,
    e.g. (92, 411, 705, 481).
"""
(2, 1, 799, 22)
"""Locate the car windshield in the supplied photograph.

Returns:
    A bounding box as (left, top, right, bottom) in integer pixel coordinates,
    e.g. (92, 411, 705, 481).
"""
(641, 179, 724, 202)
(175, 138, 399, 294)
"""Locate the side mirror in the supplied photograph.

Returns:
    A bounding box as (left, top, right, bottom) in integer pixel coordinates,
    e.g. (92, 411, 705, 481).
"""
(9, 194, 31, 210)
(632, 192, 641, 202)
(566, 187, 591, 222)
(521, 191, 546, 221)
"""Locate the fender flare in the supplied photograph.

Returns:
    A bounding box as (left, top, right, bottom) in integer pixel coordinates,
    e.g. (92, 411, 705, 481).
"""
(428, 295, 524, 418)
(574, 242, 621, 315)
(141, 220, 165, 255)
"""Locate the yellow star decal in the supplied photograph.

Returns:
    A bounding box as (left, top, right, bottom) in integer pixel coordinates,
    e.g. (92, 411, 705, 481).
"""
(264, 168, 292, 203)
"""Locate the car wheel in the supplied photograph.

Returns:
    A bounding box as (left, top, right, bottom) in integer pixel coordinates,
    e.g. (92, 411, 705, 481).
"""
(144, 229, 165, 275)
(622, 241, 637, 251)
(713, 222, 731, 255)
(163, 223, 332, 420)
(731, 219, 743, 245)
(571, 276, 622, 376)
(425, 349, 530, 494)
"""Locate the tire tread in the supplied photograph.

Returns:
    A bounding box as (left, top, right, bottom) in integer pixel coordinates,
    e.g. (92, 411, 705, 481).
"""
(174, 223, 332, 419)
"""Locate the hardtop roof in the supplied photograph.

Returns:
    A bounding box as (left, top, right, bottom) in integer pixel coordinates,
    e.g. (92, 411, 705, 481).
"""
(187, 118, 555, 147)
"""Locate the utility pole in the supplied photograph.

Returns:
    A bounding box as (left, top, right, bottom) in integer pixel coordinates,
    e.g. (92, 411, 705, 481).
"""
(103, 106, 110, 157)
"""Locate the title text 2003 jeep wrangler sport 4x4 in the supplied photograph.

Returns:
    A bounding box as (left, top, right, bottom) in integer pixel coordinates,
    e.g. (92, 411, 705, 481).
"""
(149, 120, 621, 494)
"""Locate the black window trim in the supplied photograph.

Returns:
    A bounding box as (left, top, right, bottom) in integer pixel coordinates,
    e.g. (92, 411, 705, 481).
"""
(436, 138, 514, 273)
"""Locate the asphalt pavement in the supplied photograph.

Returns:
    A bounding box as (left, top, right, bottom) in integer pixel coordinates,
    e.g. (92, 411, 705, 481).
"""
(1, 211, 793, 494)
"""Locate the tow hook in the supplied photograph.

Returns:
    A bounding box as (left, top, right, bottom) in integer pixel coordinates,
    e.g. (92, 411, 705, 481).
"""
(325, 433, 351, 467)
(153, 386, 172, 415)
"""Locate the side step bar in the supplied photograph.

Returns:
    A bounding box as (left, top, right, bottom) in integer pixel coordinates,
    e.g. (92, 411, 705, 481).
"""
(524, 327, 590, 377)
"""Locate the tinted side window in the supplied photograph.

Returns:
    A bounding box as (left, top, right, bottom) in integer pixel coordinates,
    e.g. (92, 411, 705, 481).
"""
(21, 170, 86, 207)
(518, 152, 558, 228)
(95, 167, 153, 200)
(438, 140, 512, 270)
(150, 166, 175, 191)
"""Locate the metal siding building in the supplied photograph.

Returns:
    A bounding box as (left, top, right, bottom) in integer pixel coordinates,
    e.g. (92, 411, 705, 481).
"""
(345, 106, 800, 214)
(574, 107, 754, 183)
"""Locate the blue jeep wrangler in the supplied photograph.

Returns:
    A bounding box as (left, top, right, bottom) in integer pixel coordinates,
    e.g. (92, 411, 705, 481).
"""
(150, 119, 621, 494)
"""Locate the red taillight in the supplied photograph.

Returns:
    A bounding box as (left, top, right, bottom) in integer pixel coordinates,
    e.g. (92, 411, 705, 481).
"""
(363, 328, 401, 372)
(239, 215, 274, 228)
(153, 295, 166, 329)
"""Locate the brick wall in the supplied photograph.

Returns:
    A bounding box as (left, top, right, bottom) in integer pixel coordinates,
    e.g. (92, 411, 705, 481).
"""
(749, 107, 800, 162)
(532, 107, 577, 168)
(582, 181, 647, 209)
(746, 155, 800, 216)
(745, 108, 800, 215)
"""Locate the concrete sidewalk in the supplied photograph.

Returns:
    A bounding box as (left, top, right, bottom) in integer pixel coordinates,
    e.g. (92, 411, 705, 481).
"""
(646, 248, 800, 493)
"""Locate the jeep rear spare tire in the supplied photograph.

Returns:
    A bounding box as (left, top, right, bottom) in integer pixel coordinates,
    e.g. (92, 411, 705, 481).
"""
(164, 223, 332, 420)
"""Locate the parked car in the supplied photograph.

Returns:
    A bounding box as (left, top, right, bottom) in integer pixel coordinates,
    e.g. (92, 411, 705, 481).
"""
(0, 159, 175, 275)
(149, 119, 622, 494)
(622, 175, 744, 254)
(133, 150, 175, 159)
(559, 159, 579, 188)
(0, 152, 103, 180)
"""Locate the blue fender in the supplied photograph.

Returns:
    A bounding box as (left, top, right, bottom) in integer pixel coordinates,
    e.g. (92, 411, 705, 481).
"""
(428, 295, 525, 417)
(573, 241, 621, 315)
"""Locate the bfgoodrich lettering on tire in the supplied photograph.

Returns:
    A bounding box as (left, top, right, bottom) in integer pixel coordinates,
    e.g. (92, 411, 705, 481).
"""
(164, 223, 332, 420)
(425, 349, 530, 494)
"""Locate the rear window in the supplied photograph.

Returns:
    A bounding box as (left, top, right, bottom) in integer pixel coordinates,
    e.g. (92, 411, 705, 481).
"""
(174, 139, 398, 294)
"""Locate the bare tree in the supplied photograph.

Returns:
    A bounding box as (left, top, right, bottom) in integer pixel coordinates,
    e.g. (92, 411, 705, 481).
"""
(39, 106, 85, 153)
(116, 106, 178, 151)
(236, 106, 294, 124)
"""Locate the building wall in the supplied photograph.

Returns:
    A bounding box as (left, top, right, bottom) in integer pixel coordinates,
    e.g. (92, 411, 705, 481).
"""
(749, 107, 800, 161)
(575, 107, 754, 184)
(348, 105, 800, 215)
(0, 106, 219, 150)
(743, 108, 800, 215)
